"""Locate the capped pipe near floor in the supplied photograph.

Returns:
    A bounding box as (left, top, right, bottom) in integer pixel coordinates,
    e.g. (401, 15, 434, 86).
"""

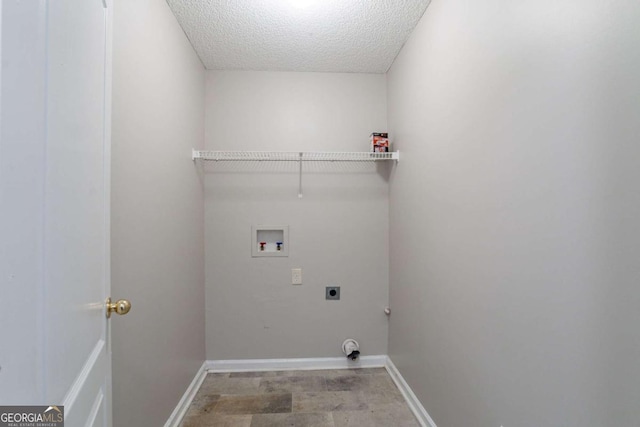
(342, 339, 360, 361)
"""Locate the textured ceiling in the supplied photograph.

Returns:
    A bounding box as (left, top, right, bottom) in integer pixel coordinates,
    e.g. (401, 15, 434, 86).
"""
(165, 0, 431, 73)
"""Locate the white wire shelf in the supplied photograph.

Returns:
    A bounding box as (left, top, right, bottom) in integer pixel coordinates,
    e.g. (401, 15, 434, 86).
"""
(192, 150, 400, 162)
(192, 149, 399, 198)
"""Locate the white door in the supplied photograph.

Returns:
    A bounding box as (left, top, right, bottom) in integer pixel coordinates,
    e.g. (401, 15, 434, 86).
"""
(0, 1, 121, 426)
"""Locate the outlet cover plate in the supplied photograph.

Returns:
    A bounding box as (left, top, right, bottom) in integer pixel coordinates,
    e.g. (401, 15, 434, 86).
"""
(292, 268, 302, 285)
(326, 286, 340, 300)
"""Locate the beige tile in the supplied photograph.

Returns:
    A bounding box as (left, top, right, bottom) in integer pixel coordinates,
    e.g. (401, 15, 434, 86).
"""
(184, 394, 220, 417)
(215, 393, 292, 415)
(271, 370, 331, 377)
(363, 388, 406, 405)
(229, 371, 281, 378)
(207, 372, 231, 379)
(327, 372, 398, 391)
(331, 402, 420, 427)
(276, 368, 385, 378)
(250, 413, 295, 427)
(292, 391, 368, 413)
(259, 376, 327, 393)
(325, 375, 370, 392)
(198, 376, 261, 395)
(326, 368, 388, 377)
(364, 374, 399, 392)
(183, 369, 415, 427)
(180, 413, 252, 427)
(250, 412, 335, 427)
(355, 368, 388, 375)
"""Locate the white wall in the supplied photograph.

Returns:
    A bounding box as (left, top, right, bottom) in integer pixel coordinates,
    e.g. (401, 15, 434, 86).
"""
(111, 0, 205, 426)
(205, 71, 390, 359)
(387, 0, 640, 426)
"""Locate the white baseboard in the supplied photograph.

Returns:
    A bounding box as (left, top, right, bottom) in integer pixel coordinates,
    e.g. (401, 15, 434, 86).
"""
(164, 361, 208, 427)
(385, 357, 437, 427)
(206, 355, 387, 372)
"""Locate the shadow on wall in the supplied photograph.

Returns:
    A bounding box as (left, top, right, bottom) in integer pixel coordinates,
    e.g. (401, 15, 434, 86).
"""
(197, 158, 394, 177)
(198, 159, 395, 201)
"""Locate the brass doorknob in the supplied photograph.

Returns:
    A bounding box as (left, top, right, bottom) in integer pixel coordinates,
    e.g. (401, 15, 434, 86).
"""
(106, 297, 131, 318)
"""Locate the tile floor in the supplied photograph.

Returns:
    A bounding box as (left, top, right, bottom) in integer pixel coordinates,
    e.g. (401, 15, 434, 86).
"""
(180, 368, 420, 427)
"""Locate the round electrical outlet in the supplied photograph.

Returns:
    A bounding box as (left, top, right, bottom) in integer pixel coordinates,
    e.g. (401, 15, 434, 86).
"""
(325, 286, 340, 300)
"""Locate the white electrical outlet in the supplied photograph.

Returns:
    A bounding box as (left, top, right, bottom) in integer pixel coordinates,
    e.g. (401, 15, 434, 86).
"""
(292, 268, 302, 285)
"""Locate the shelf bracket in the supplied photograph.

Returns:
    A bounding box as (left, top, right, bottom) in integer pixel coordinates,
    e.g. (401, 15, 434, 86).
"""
(298, 152, 303, 198)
